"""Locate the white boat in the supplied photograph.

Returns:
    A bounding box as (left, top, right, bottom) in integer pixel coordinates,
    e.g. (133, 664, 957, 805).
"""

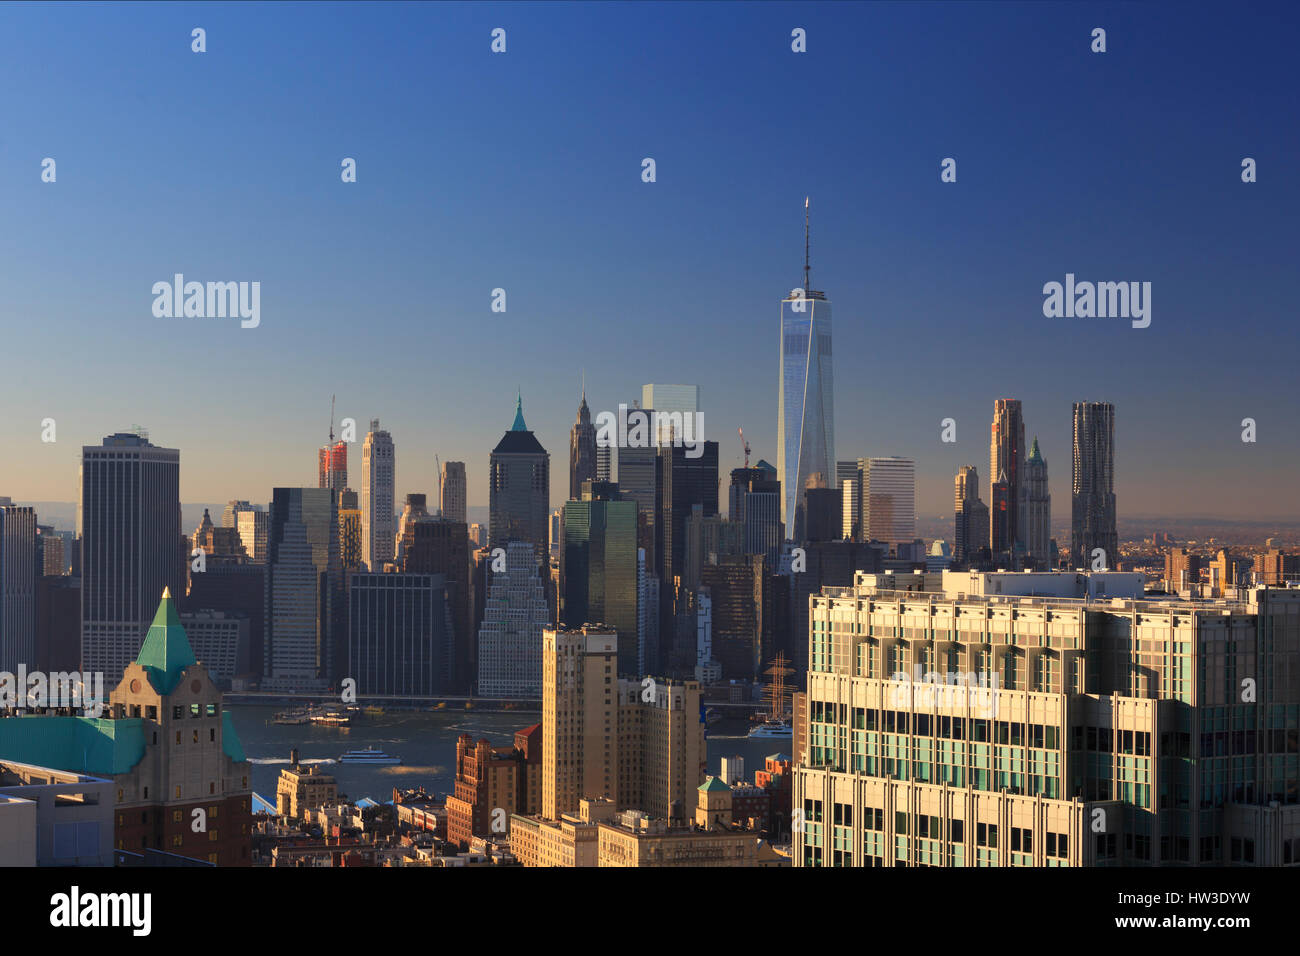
(339, 746, 401, 764)
(748, 719, 793, 739)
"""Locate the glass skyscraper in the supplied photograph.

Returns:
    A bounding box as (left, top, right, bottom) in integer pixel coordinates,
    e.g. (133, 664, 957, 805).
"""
(778, 288, 834, 542)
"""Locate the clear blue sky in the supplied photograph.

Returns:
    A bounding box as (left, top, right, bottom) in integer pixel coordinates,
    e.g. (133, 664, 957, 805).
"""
(0, 1, 1295, 520)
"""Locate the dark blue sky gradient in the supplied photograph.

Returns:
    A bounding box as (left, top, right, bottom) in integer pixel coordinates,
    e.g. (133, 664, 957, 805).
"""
(0, 1, 1295, 519)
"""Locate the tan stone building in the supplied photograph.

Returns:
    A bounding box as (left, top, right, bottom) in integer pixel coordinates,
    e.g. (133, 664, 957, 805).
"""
(542, 626, 705, 821)
(597, 806, 759, 867)
(509, 798, 616, 867)
(795, 571, 1300, 867)
(277, 762, 338, 818)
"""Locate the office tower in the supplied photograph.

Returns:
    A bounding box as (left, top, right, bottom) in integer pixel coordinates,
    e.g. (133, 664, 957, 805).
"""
(80, 431, 184, 681)
(441, 460, 467, 524)
(221, 500, 257, 529)
(570, 389, 598, 500)
(682, 507, 745, 590)
(186, 564, 266, 681)
(477, 540, 549, 698)
(401, 516, 471, 692)
(990, 478, 1011, 555)
(989, 399, 1027, 552)
(561, 482, 638, 673)
(1071, 402, 1117, 568)
(699, 554, 771, 681)
(178, 610, 251, 687)
(801, 487, 839, 543)
(641, 384, 700, 446)
(37, 524, 65, 577)
(36, 576, 81, 673)
(469, 523, 487, 549)
(361, 419, 396, 572)
(658, 441, 720, 587)
(394, 493, 432, 566)
(0, 590, 253, 865)
(264, 487, 342, 689)
(596, 444, 612, 483)
(542, 625, 705, 820)
(0, 501, 36, 673)
(1023, 437, 1051, 567)
(318, 440, 347, 492)
(836, 461, 862, 540)
(793, 571, 1300, 867)
(953, 465, 990, 566)
(1166, 548, 1202, 591)
(489, 395, 551, 565)
(1253, 550, 1298, 587)
(637, 548, 659, 675)
(191, 508, 248, 563)
(550, 510, 562, 562)
(617, 437, 659, 570)
(348, 572, 452, 696)
(778, 200, 834, 542)
(862, 457, 915, 549)
(236, 508, 268, 563)
(338, 488, 363, 571)
(729, 467, 783, 563)
(542, 627, 618, 819)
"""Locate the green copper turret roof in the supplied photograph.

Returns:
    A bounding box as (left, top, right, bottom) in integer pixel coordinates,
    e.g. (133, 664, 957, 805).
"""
(511, 392, 527, 431)
(135, 588, 197, 695)
(1027, 436, 1045, 464)
(698, 775, 731, 793)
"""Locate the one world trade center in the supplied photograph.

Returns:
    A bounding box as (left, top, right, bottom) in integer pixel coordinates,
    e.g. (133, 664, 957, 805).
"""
(777, 197, 835, 542)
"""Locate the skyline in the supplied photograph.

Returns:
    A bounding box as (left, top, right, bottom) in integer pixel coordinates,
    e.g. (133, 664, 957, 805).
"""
(1, 2, 1296, 519)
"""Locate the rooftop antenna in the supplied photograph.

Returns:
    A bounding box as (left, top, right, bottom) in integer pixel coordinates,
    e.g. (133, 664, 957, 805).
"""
(329, 394, 336, 443)
(803, 196, 811, 292)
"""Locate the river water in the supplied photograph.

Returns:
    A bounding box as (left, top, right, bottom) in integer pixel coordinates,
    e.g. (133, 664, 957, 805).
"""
(227, 704, 790, 803)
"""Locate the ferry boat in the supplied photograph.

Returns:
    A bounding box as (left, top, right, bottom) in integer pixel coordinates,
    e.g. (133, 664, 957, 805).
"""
(272, 710, 311, 725)
(339, 746, 401, 765)
(748, 719, 793, 739)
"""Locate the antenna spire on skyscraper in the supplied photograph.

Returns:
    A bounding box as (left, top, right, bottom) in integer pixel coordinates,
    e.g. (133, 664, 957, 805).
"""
(804, 196, 811, 292)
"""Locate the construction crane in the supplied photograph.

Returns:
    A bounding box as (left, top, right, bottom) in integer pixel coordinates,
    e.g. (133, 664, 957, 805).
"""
(435, 454, 442, 515)
(738, 427, 750, 469)
(328, 394, 336, 443)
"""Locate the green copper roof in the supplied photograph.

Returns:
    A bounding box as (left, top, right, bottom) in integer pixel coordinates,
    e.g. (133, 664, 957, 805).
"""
(0, 716, 146, 776)
(135, 588, 197, 695)
(1027, 436, 1045, 464)
(511, 392, 527, 432)
(698, 775, 731, 793)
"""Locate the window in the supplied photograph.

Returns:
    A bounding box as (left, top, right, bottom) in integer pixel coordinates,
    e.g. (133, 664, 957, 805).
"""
(173, 706, 183, 719)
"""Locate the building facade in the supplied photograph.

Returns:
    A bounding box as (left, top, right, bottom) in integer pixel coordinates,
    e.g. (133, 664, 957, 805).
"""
(1071, 401, 1117, 569)
(361, 420, 396, 572)
(80, 432, 184, 681)
(794, 571, 1300, 867)
(489, 396, 551, 565)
